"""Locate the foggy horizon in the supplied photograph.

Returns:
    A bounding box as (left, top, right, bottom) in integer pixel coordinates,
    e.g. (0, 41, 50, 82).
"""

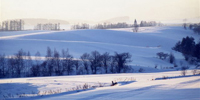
(0, 0, 199, 23)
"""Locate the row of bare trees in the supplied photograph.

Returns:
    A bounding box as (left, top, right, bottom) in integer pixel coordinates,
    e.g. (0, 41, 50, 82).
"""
(140, 21, 162, 27)
(0, 48, 133, 78)
(71, 20, 163, 30)
(71, 23, 90, 29)
(93, 22, 132, 29)
(0, 19, 24, 31)
(0, 50, 32, 78)
(34, 23, 60, 30)
(71, 23, 131, 30)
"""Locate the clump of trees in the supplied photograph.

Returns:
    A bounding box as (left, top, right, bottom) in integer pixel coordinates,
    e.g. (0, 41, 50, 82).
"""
(71, 23, 90, 29)
(0, 49, 32, 78)
(93, 22, 132, 29)
(140, 21, 162, 27)
(156, 52, 169, 60)
(156, 52, 175, 64)
(34, 23, 60, 30)
(172, 36, 200, 63)
(0, 48, 133, 78)
(0, 19, 24, 31)
(187, 23, 200, 35)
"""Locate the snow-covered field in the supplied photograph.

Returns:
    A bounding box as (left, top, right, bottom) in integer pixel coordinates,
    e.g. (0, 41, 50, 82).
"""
(0, 70, 200, 100)
(0, 26, 200, 100)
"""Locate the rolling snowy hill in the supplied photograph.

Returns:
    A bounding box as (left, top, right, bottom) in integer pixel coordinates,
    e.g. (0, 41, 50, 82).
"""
(0, 26, 199, 69)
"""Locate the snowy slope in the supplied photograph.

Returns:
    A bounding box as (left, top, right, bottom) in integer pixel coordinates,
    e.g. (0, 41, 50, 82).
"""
(0, 70, 200, 100)
(0, 30, 50, 37)
(0, 26, 199, 68)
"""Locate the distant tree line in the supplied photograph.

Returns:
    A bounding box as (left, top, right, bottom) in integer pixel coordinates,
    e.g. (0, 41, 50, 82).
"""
(140, 21, 163, 27)
(133, 19, 163, 32)
(71, 23, 90, 29)
(173, 36, 200, 64)
(0, 48, 133, 78)
(34, 23, 60, 30)
(93, 22, 132, 29)
(71, 20, 163, 30)
(0, 19, 24, 31)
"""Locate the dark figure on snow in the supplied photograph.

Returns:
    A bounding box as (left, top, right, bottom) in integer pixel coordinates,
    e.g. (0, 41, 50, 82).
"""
(111, 81, 118, 86)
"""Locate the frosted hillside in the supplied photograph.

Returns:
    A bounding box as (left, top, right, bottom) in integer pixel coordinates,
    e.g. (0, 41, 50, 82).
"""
(0, 26, 199, 68)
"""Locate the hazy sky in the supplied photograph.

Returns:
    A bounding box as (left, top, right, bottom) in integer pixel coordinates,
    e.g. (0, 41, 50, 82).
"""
(0, 0, 199, 22)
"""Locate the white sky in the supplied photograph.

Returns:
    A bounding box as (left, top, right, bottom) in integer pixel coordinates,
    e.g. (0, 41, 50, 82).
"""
(0, 0, 199, 22)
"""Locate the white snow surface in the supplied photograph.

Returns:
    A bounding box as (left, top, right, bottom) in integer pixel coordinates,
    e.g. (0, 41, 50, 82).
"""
(0, 71, 200, 100)
(0, 26, 199, 68)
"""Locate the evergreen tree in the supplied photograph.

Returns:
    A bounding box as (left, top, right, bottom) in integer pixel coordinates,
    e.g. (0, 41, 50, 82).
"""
(169, 53, 175, 64)
(172, 41, 181, 51)
(194, 42, 200, 59)
(133, 19, 139, 32)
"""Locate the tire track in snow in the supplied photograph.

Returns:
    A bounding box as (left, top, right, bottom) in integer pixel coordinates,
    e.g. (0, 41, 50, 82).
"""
(10, 38, 161, 49)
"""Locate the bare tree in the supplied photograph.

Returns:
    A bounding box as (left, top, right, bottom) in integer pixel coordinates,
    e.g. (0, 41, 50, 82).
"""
(114, 52, 132, 73)
(30, 51, 41, 76)
(14, 49, 26, 77)
(35, 51, 41, 65)
(80, 53, 90, 74)
(53, 49, 62, 75)
(1, 22, 4, 30)
(181, 66, 187, 76)
(25, 51, 32, 76)
(89, 51, 102, 74)
(5, 21, 9, 31)
(62, 49, 74, 75)
(46, 47, 54, 76)
(7, 56, 17, 77)
(102, 52, 111, 73)
(74, 60, 80, 75)
(0, 54, 6, 77)
(110, 56, 117, 73)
